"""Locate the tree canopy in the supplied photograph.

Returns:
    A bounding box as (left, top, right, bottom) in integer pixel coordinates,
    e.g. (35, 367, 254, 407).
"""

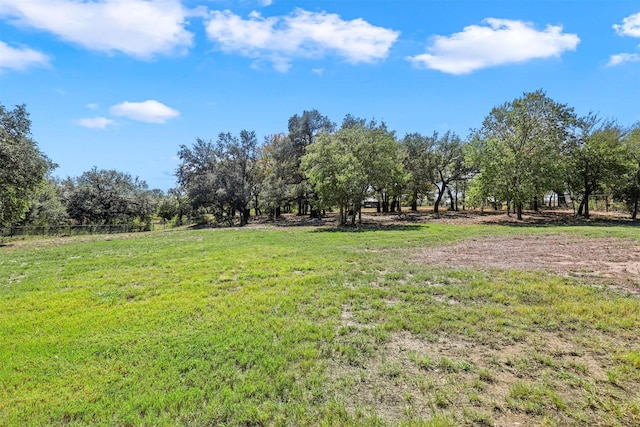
(0, 103, 55, 227)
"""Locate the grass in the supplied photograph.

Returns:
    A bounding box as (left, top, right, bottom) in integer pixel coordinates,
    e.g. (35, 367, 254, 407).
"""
(1, 222, 639, 425)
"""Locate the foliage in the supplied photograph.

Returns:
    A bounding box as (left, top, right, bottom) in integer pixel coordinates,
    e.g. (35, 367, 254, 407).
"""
(566, 115, 628, 218)
(177, 131, 258, 226)
(616, 123, 640, 219)
(0, 103, 56, 226)
(468, 90, 577, 219)
(20, 178, 68, 226)
(402, 133, 434, 211)
(63, 167, 157, 226)
(302, 118, 406, 224)
(427, 131, 474, 213)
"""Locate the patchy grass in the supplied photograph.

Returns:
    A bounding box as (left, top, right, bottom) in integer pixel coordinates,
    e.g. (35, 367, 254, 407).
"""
(1, 222, 639, 425)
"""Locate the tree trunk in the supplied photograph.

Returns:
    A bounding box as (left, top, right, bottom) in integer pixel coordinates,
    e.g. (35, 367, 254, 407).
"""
(433, 185, 445, 214)
(516, 202, 523, 220)
(447, 188, 455, 211)
(411, 190, 418, 211)
(632, 193, 639, 220)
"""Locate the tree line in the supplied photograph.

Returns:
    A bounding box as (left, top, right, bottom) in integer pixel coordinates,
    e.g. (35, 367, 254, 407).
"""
(2, 90, 640, 230)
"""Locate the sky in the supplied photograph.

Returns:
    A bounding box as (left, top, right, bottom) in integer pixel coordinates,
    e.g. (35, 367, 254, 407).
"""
(1, 0, 639, 192)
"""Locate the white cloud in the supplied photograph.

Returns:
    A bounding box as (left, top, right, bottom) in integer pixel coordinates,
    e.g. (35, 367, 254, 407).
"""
(109, 100, 180, 123)
(205, 8, 399, 71)
(312, 68, 324, 75)
(0, 0, 193, 59)
(0, 40, 49, 71)
(608, 53, 640, 66)
(613, 12, 640, 38)
(86, 103, 99, 110)
(78, 117, 114, 129)
(260, 0, 273, 6)
(406, 18, 580, 74)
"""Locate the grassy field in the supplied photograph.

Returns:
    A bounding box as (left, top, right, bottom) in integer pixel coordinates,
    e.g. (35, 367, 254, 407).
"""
(1, 220, 639, 426)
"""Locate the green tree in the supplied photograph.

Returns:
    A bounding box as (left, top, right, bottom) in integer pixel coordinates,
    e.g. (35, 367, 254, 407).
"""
(302, 126, 368, 225)
(402, 133, 433, 211)
(177, 131, 258, 226)
(0, 103, 55, 226)
(64, 168, 156, 226)
(428, 131, 473, 214)
(257, 134, 294, 219)
(615, 123, 640, 219)
(469, 90, 576, 219)
(342, 117, 406, 214)
(302, 118, 406, 224)
(21, 178, 68, 226)
(287, 110, 335, 216)
(566, 116, 628, 219)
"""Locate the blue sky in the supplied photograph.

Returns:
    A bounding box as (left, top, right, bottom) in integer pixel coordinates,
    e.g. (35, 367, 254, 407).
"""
(1, 0, 639, 191)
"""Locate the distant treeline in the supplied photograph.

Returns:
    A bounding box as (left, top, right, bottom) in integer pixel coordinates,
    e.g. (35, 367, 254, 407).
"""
(2, 90, 639, 230)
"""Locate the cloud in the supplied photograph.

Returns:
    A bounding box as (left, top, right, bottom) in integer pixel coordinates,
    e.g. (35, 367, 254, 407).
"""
(613, 12, 640, 38)
(0, 0, 193, 59)
(204, 8, 399, 71)
(608, 53, 640, 66)
(109, 100, 180, 123)
(78, 117, 114, 129)
(406, 18, 580, 74)
(85, 103, 99, 110)
(0, 40, 49, 71)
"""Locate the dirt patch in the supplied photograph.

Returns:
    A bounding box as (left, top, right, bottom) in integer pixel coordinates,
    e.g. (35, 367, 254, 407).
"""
(413, 234, 640, 295)
(328, 329, 607, 424)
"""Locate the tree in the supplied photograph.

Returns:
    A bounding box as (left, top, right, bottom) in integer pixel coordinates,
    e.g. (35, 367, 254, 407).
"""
(428, 131, 473, 214)
(21, 178, 68, 226)
(469, 90, 576, 219)
(615, 123, 640, 219)
(302, 118, 406, 224)
(402, 133, 433, 211)
(0, 103, 56, 226)
(346, 118, 406, 215)
(64, 168, 156, 226)
(257, 134, 294, 219)
(287, 110, 335, 216)
(566, 115, 628, 219)
(177, 131, 258, 226)
(302, 127, 368, 225)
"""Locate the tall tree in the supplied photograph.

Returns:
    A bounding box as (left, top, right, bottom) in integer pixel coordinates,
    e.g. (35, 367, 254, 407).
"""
(302, 127, 368, 225)
(177, 131, 258, 226)
(566, 115, 628, 219)
(614, 123, 640, 219)
(428, 131, 473, 214)
(0, 103, 56, 226)
(402, 133, 433, 211)
(302, 118, 406, 224)
(469, 90, 576, 219)
(287, 110, 335, 216)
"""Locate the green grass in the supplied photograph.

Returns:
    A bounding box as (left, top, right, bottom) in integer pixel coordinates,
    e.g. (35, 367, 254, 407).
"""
(1, 223, 639, 426)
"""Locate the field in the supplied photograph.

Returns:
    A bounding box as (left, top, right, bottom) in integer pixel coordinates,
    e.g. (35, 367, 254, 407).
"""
(1, 212, 639, 426)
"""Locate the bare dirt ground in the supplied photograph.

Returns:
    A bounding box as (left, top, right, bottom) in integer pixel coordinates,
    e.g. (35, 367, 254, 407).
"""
(256, 209, 640, 294)
(413, 234, 640, 295)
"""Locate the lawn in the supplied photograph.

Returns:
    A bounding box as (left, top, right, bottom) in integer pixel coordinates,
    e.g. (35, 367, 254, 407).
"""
(1, 219, 639, 426)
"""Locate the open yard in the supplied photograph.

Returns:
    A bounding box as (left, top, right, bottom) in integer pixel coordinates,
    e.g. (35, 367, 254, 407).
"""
(1, 212, 639, 426)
